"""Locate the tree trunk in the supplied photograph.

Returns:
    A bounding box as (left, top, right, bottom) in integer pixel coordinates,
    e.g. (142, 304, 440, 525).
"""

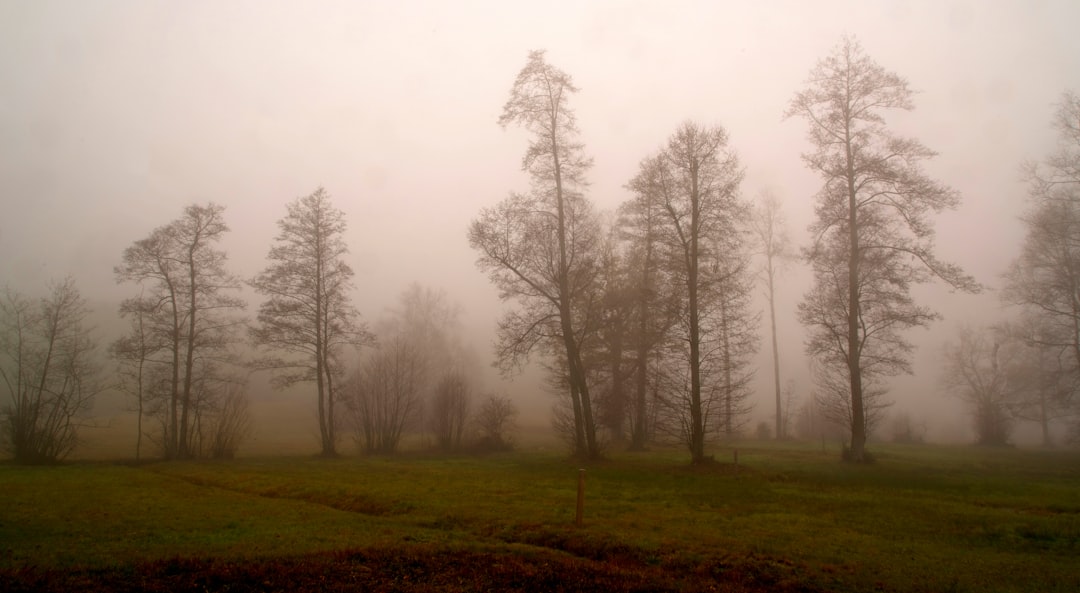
(688, 160, 705, 464)
(136, 353, 144, 462)
(325, 350, 337, 456)
(768, 261, 782, 439)
(721, 293, 733, 437)
(168, 291, 180, 459)
(1039, 392, 1052, 448)
(568, 378, 586, 458)
(630, 343, 649, 450)
(314, 228, 334, 457)
(562, 325, 597, 459)
(608, 323, 625, 441)
(551, 118, 598, 460)
(846, 128, 867, 463)
(180, 245, 199, 460)
(630, 229, 654, 451)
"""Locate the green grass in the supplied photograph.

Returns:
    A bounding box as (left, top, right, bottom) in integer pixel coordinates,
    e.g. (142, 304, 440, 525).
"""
(2, 443, 1078, 592)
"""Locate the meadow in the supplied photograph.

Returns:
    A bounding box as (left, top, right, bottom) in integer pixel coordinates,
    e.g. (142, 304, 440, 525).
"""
(2, 442, 1078, 592)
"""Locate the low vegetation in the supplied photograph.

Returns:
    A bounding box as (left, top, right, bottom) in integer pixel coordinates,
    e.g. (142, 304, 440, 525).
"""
(2, 443, 1078, 592)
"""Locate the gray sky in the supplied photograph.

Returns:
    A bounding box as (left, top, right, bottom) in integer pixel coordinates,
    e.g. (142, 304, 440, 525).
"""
(3, 0, 1080, 443)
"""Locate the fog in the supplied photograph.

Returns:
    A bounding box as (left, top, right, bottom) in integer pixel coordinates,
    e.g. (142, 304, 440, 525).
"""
(3, 1, 1079, 455)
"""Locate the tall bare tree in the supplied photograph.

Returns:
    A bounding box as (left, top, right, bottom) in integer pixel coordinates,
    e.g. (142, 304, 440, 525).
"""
(750, 190, 794, 439)
(116, 227, 184, 458)
(628, 121, 745, 463)
(786, 36, 979, 462)
(468, 49, 603, 459)
(116, 203, 245, 459)
(250, 187, 369, 457)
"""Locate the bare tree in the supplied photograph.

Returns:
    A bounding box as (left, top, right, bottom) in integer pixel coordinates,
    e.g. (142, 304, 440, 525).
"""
(1, 279, 102, 463)
(941, 326, 1017, 446)
(249, 188, 369, 457)
(381, 284, 469, 382)
(429, 370, 470, 451)
(628, 121, 746, 463)
(786, 36, 979, 462)
(472, 393, 518, 450)
(110, 294, 165, 461)
(469, 49, 603, 460)
(115, 224, 185, 458)
(1003, 197, 1080, 374)
(800, 234, 899, 446)
(116, 203, 246, 459)
(1003, 91, 1080, 441)
(382, 284, 477, 447)
(998, 316, 1072, 447)
(705, 235, 759, 438)
(1027, 90, 1080, 193)
(621, 157, 679, 450)
(750, 190, 794, 439)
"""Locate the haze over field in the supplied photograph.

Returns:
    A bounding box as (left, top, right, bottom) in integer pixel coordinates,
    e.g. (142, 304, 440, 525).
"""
(3, 0, 1080, 455)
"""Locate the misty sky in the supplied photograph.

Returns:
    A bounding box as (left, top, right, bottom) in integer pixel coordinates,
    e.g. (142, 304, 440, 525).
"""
(3, 1, 1080, 442)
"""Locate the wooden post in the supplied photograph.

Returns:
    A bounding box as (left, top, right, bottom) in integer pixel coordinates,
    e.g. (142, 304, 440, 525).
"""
(575, 468, 586, 527)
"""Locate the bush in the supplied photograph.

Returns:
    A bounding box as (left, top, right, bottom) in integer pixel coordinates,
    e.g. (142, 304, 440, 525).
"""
(207, 386, 252, 460)
(472, 394, 517, 452)
(1, 280, 101, 464)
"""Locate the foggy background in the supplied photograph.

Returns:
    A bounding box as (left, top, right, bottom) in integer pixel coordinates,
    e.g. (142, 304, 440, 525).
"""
(3, 0, 1080, 454)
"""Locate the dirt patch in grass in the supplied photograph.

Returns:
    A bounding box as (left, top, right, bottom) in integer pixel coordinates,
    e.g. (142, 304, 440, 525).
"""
(160, 470, 410, 517)
(2, 545, 833, 593)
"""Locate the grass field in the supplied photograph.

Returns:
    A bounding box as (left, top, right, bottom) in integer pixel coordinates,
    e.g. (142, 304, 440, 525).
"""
(2, 442, 1078, 592)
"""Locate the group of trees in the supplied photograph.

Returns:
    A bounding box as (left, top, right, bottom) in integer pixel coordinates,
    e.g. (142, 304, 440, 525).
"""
(2, 184, 520, 463)
(942, 91, 1080, 447)
(114, 194, 517, 460)
(622, 123, 759, 463)
(2, 203, 257, 464)
(7, 39, 1078, 463)
(113, 204, 248, 460)
(344, 284, 467, 455)
(474, 38, 1064, 462)
(471, 50, 764, 462)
